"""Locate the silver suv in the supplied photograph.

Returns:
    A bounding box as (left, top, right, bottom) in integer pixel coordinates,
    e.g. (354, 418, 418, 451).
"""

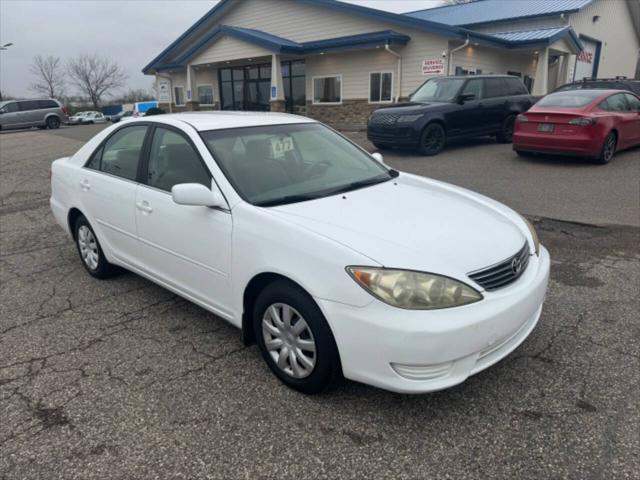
(0, 98, 68, 131)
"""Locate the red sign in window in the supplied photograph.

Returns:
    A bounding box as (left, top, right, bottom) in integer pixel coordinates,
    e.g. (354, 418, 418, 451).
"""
(577, 51, 593, 64)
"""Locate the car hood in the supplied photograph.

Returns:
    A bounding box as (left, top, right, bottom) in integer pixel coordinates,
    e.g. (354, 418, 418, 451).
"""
(372, 102, 448, 114)
(266, 174, 527, 282)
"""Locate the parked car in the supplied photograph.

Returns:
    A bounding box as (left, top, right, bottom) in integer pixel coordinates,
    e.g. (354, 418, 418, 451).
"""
(552, 77, 640, 96)
(110, 110, 133, 123)
(133, 101, 159, 117)
(367, 75, 533, 155)
(0, 98, 67, 131)
(83, 112, 107, 124)
(513, 89, 640, 164)
(50, 113, 549, 394)
(68, 111, 90, 125)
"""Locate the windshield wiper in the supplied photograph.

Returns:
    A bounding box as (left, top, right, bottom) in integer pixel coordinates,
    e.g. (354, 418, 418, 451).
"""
(321, 172, 395, 196)
(254, 193, 325, 207)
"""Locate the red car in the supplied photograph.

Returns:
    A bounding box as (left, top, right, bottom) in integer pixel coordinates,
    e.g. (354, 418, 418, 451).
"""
(513, 89, 640, 164)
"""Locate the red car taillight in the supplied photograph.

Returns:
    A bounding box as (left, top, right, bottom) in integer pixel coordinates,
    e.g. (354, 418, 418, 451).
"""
(62, 106, 68, 115)
(569, 117, 597, 126)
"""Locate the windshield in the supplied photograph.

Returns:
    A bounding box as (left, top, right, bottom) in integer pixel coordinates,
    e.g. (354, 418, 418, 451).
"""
(537, 91, 603, 108)
(411, 77, 466, 103)
(201, 123, 392, 207)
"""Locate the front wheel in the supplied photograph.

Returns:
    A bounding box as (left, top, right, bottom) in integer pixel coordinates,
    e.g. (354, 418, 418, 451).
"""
(595, 132, 617, 164)
(253, 280, 342, 394)
(418, 123, 446, 156)
(74, 215, 119, 278)
(496, 114, 516, 143)
(46, 116, 61, 129)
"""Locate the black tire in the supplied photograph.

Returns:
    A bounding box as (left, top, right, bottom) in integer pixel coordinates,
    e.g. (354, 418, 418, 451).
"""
(595, 132, 617, 164)
(418, 123, 446, 156)
(373, 142, 389, 151)
(46, 116, 61, 129)
(73, 215, 119, 279)
(496, 114, 516, 143)
(253, 280, 342, 394)
(514, 150, 531, 158)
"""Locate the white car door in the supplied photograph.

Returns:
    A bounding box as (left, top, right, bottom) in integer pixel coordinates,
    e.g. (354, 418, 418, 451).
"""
(134, 125, 233, 317)
(79, 124, 149, 267)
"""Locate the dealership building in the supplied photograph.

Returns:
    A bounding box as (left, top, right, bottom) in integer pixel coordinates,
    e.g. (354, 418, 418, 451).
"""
(143, 0, 640, 128)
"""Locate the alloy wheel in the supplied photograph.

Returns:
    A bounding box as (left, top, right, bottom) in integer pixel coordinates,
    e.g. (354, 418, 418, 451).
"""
(603, 134, 616, 163)
(262, 302, 317, 379)
(77, 225, 99, 270)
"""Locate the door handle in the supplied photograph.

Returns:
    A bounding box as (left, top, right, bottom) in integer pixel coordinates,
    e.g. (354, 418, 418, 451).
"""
(136, 201, 153, 214)
(79, 179, 91, 191)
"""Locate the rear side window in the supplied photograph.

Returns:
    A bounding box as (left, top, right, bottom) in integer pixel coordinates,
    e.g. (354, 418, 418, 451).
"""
(18, 100, 41, 111)
(38, 100, 58, 109)
(484, 78, 507, 98)
(623, 93, 640, 111)
(99, 126, 148, 181)
(147, 127, 210, 192)
(599, 94, 630, 112)
(506, 78, 528, 95)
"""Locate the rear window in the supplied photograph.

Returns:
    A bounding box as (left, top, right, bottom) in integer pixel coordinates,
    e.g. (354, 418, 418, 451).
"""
(537, 91, 603, 108)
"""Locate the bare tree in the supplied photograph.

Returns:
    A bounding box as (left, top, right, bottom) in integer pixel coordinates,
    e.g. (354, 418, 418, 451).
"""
(30, 55, 66, 99)
(67, 54, 128, 109)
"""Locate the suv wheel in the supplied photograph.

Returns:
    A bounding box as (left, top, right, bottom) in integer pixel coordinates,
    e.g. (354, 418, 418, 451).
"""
(419, 123, 446, 156)
(497, 114, 516, 143)
(253, 280, 342, 394)
(46, 116, 61, 129)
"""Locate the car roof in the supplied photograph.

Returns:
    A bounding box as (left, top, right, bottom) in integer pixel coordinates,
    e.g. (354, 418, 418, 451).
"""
(138, 111, 317, 131)
(550, 89, 628, 96)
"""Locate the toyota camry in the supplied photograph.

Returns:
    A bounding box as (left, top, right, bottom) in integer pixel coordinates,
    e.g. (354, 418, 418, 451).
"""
(50, 112, 550, 394)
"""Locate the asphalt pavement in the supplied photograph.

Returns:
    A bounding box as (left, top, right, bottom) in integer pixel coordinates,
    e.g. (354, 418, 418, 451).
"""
(1, 126, 639, 479)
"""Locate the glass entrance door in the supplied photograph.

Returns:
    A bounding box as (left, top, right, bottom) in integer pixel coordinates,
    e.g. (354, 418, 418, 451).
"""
(219, 61, 305, 113)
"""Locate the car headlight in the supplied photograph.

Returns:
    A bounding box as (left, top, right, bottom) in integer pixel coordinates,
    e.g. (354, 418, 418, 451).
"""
(346, 267, 483, 310)
(519, 214, 540, 256)
(396, 114, 423, 123)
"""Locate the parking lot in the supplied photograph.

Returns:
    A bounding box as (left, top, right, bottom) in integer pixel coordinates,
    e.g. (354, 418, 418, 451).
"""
(1, 125, 639, 479)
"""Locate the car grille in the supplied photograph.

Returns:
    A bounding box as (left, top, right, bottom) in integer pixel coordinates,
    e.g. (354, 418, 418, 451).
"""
(468, 243, 531, 291)
(369, 113, 399, 126)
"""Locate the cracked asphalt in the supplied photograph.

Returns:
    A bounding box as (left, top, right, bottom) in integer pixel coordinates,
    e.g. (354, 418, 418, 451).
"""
(1, 125, 639, 479)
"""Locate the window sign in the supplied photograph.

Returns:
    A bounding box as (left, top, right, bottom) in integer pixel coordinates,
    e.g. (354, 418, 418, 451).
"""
(157, 79, 171, 103)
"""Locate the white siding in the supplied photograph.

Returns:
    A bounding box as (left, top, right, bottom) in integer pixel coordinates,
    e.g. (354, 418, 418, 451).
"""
(567, 0, 639, 78)
(450, 43, 538, 77)
(191, 35, 272, 65)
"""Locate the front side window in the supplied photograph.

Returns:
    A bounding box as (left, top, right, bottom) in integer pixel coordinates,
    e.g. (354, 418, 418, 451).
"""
(461, 79, 483, 100)
(201, 123, 391, 206)
(197, 85, 214, 105)
(99, 126, 148, 181)
(147, 127, 210, 192)
(411, 77, 466, 103)
(174, 86, 185, 106)
(370, 72, 393, 103)
(0, 101, 19, 113)
(313, 76, 342, 104)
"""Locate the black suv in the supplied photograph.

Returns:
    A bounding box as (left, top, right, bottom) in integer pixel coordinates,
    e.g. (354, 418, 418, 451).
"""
(367, 75, 533, 155)
(552, 77, 640, 96)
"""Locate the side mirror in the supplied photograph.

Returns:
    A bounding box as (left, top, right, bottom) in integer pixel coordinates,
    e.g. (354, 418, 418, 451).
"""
(171, 183, 226, 208)
(458, 93, 475, 104)
(371, 152, 386, 165)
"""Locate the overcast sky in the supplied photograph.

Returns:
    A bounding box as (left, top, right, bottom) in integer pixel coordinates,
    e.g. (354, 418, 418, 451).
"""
(0, 0, 444, 99)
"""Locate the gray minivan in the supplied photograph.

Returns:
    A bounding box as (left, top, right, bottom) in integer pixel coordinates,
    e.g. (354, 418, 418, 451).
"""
(0, 99, 68, 131)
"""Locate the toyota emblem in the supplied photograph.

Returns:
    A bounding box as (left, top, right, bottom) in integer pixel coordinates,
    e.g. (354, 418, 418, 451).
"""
(511, 257, 522, 274)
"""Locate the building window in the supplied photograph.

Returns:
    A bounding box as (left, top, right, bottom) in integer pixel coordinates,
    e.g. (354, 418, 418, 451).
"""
(313, 75, 342, 104)
(197, 85, 214, 105)
(174, 86, 185, 106)
(369, 72, 393, 103)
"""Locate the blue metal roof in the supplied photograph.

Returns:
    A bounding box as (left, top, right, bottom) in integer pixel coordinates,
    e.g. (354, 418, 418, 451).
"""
(156, 26, 410, 71)
(490, 26, 584, 50)
(406, 0, 594, 27)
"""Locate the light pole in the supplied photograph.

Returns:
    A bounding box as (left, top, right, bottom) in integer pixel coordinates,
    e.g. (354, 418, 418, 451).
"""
(0, 43, 13, 100)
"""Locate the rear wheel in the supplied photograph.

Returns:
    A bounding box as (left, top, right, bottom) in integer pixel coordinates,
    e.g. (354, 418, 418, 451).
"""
(253, 280, 341, 394)
(595, 132, 617, 164)
(46, 116, 61, 129)
(418, 123, 446, 156)
(74, 215, 119, 278)
(497, 114, 516, 143)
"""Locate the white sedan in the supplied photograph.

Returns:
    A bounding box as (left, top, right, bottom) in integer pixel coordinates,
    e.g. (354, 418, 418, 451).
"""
(50, 112, 550, 394)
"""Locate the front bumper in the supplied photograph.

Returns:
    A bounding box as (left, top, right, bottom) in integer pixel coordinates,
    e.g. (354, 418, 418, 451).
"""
(367, 125, 419, 147)
(317, 246, 550, 393)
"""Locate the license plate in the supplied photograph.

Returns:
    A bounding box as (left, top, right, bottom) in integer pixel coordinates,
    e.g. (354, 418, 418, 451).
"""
(537, 123, 554, 132)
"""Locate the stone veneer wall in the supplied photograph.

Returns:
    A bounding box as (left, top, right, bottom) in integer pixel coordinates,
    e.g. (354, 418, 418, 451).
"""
(305, 99, 379, 131)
